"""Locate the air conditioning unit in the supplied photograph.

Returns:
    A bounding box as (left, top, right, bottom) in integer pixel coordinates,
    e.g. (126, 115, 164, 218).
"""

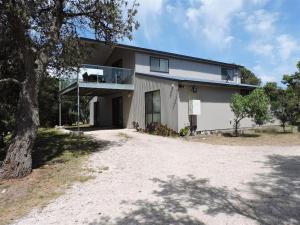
(189, 100, 201, 115)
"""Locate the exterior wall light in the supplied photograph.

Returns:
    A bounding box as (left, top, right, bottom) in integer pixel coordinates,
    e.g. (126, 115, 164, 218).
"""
(192, 86, 197, 93)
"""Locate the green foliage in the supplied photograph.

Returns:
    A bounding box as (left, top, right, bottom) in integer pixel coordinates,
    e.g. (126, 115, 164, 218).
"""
(230, 88, 270, 136)
(39, 77, 59, 127)
(240, 68, 261, 86)
(264, 82, 279, 102)
(269, 88, 299, 132)
(0, 82, 19, 146)
(179, 127, 190, 137)
(264, 61, 300, 132)
(247, 89, 270, 125)
(145, 123, 178, 137)
(1, 75, 91, 136)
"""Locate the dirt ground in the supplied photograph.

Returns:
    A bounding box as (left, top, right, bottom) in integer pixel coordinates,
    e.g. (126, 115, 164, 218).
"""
(188, 132, 300, 146)
(11, 129, 300, 225)
(0, 129, 107, 225)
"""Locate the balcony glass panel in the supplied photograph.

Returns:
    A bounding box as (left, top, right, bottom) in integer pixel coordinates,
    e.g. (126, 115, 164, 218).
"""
(60, 64, 134, 91)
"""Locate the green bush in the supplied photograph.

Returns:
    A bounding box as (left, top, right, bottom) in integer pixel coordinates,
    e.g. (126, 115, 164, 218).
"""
(145, 122, 178, 137)
(179, 127, 190, 137)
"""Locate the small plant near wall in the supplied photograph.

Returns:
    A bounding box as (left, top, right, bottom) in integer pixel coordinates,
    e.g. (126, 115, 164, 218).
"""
(132, 121, 140, 131)
(179, 127, 190, 137)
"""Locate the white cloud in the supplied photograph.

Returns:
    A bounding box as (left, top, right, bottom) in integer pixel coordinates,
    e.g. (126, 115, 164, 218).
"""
(244, 9, 278, 36)
(243, 7, 300, 72)
(131, 0, 164, 41)
(246, 34, 300, 61)
(260, 75, 276, 83)
(130, 0, 273, 48)
(165, 0, 271, 49)
(276, 34, 300, 60)
(247, 42, 274, 57)
(182, 0, 244, 48)
(252, 59, 299, 85)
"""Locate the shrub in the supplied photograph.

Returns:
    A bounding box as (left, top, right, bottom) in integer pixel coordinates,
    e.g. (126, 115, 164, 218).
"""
(179, 127, 190, 137)
(145, 122, 178, 137)
(132, 121, 140, 131)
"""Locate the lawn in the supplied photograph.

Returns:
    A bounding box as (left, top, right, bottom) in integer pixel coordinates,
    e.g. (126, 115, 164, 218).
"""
(188, 127, 300, 146)
(0, 128, 109, 225)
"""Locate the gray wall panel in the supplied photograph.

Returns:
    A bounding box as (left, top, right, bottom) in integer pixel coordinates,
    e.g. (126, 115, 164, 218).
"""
(127, 74, 179, 131)
(178, 85, 254, 131)
(135, 52, 240, 83)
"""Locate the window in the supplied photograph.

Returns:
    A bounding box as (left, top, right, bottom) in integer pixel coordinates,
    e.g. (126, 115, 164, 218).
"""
(112, 59, 123, 68)
(145, 90, 161, 125)
(150, 57, 169, 73)
(240, 89, 251, 96)
(221, 68, 234, 81)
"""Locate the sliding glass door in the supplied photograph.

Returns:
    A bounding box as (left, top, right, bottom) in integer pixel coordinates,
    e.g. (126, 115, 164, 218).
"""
(145, 90, 161, 125)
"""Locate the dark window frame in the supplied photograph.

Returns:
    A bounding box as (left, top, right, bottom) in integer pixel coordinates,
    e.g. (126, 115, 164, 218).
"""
(112, 59, 123, 68)
(150, 56, 169, 73)
(145, 90, 161, 126)
(221, 67, 234, 81)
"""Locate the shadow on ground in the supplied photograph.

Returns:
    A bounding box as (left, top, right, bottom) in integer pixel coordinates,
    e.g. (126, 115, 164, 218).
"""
(30, 129, 124, 169)
(89, 155, 300, 225)
(65, 126, 123, 132)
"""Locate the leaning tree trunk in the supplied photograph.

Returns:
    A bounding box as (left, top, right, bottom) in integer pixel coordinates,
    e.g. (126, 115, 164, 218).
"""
(0, 78, 39, 179)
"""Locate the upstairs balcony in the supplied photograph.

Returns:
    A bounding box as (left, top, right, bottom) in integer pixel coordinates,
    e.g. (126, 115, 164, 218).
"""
(59, 64, 134, 96)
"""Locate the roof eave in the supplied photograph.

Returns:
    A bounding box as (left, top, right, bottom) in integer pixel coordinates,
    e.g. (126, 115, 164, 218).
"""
(80, 37, 243, 69)
(136, 73, 258, 90)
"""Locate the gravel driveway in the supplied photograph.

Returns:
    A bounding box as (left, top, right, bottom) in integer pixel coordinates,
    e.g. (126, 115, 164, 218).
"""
(13, 129, 300, 225)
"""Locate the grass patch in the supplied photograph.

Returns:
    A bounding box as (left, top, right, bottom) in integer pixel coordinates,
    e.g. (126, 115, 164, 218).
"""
(0, 128, 113, 225)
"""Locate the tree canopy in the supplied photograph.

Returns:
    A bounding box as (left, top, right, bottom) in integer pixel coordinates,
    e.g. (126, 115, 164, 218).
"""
(264, 61, 300, 131)
(0, 0, 139, 179)
(240, 67, 261, 86)
(230, 88, 270, 136)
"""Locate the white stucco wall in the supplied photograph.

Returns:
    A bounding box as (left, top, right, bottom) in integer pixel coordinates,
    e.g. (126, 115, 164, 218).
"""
(135, 52, 240, 83)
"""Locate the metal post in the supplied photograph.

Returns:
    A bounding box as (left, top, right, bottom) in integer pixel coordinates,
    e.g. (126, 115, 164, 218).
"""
(59, 80, 62, 127)
(77, 71, 80, 132)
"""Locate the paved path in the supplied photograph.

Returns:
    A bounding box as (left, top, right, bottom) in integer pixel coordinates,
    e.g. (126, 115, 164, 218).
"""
(14, 129, 300, 225)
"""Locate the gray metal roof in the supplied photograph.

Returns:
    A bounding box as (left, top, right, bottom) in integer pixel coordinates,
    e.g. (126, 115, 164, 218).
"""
(136, 73, 258, 90)
(80, 37, 243, 69)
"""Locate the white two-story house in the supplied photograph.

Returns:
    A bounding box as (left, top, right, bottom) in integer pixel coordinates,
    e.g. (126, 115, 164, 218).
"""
(59, 37, 257, 132)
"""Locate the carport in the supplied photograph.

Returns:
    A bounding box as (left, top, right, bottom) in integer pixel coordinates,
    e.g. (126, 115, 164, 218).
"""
(58, 64, 134, 131)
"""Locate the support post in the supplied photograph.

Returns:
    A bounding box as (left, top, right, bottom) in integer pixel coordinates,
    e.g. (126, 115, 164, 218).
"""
(59, 80, 62, 127)
(77, 71, 80, 132)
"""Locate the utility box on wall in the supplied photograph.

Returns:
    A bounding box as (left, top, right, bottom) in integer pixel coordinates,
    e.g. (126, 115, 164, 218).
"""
(189, 100, 201, 115)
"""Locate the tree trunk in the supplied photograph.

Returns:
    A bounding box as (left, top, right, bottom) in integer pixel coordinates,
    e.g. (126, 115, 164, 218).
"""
(0, 79, 39, 179)
(234, 119, 240, 137)
(282, 122, 286, 133)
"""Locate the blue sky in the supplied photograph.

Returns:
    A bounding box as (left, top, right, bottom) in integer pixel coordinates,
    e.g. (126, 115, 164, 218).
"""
(122, 0, 300, 84)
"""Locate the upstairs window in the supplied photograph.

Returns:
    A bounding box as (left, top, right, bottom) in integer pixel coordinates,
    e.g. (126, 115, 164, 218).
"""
(112, 59, 123, 68)
(221, 68, 234, 81)
(150, 57, 169, 73)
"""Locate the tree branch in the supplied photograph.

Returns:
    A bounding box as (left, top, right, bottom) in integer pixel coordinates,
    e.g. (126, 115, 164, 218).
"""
(0, 78, 22, 86)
